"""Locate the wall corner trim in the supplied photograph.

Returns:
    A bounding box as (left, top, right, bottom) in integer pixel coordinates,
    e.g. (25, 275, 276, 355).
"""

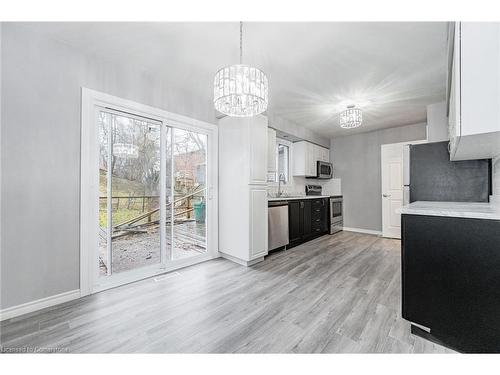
(0, 289, 81, 321)
(342, 227, 382, 236)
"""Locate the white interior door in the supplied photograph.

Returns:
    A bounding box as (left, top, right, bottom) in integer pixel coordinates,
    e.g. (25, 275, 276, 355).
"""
(381, 143, 404, 239)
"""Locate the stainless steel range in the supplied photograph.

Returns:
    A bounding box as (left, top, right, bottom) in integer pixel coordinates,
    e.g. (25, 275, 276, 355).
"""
(329, 196, 343, 234)
(305, 184, 322, 196)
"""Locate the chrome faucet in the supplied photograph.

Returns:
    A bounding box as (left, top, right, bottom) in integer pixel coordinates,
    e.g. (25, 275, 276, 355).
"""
(277, 173, 286, 197)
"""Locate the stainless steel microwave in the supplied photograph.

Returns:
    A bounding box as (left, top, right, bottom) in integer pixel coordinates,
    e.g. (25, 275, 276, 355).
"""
(316, 161, 333, 179)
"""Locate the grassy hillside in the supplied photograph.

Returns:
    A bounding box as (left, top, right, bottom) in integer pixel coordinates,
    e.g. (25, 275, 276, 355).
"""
(99, 170, 158, 228)
(99, 169, 145, 196)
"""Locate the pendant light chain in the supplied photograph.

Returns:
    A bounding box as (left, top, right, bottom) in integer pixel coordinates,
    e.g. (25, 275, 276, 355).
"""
(240, 21, 243, 64)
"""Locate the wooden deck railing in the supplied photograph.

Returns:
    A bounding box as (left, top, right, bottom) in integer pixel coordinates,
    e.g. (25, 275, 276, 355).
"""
(101, 188, 206, 232)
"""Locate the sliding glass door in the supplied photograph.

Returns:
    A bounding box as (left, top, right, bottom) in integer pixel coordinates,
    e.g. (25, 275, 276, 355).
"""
(94, 107, 213, 290)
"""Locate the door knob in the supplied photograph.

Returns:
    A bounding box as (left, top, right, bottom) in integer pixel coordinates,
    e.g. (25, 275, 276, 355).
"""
(383, 194, 391, 198)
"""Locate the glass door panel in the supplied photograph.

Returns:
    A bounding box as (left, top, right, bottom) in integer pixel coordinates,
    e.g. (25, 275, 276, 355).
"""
(98, 110, 162, 277)
(98, 111, 110, 276)
(110, 114, 161, 274)
(171, 128, 208, 260)
(165, 126, 173, 261)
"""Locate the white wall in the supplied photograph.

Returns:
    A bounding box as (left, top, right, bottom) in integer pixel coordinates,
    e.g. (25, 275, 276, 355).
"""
(330, 123, 427, 232)
(426, 101, 448, 142)
(0, 24, 216, 309)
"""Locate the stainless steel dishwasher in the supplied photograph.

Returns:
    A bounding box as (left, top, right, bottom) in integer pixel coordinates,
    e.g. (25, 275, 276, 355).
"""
(268, 201, 289, 251)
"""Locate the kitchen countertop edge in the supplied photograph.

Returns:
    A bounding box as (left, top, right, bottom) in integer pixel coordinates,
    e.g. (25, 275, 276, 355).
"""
(399, 201, 500, 220)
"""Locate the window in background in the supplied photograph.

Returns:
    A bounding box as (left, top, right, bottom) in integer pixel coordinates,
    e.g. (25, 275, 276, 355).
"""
(276, 142, 290, 184)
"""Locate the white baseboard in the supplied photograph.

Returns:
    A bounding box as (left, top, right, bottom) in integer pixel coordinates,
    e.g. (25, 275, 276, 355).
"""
(0, 289, 81, 321)
(343, 227, 382, 236)
(220, 252, 265, 267)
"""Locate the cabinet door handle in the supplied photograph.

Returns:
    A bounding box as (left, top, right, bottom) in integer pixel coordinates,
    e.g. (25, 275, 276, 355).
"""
(382, 194, 391, 198)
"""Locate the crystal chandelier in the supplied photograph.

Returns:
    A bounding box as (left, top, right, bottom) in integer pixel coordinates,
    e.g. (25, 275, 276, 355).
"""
(339, 105, 362, 129)
(214, 22, 268, 117)
(113, 143, 139, 159)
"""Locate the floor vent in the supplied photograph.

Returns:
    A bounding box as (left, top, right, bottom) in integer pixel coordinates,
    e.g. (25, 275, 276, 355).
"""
(154, 272, 181, 282)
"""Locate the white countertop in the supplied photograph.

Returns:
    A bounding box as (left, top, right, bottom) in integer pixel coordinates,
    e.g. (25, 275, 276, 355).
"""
(399, 201, 500, 220)
(267, 195, 334, 201)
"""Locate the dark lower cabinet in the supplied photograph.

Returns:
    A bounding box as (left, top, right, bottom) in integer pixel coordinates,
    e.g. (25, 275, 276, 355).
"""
(288, 198, 328, 248)
(311, 198, 329, 234)
(288, 201, 302, 243)
(303, 200, 312, 238)
(401, 213, 500, 353)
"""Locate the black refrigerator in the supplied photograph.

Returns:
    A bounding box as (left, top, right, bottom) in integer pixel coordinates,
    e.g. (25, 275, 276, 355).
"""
(403, 141, 491, 204)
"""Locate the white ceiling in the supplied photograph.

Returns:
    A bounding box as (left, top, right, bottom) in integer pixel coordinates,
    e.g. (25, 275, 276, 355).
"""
(24, 22, 448, 137)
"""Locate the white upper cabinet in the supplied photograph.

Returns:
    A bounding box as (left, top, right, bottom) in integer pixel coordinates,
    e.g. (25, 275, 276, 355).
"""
(267, 128, 277, 173)
(448, 22, 500, 161)
(219, 114, 268, 186)
(248, 117, 268, 184)
(292, 141, 330, 177)
(313, 144, 321, 165)
(319, 146, 330, 162)
(292, 141, 313, 177)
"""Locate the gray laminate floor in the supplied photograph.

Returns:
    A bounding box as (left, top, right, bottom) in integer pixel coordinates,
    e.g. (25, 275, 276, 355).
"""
(0, 232, 454, 353)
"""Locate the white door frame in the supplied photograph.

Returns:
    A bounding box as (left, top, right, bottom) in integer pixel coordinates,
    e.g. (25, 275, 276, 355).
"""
(381, 139, 426, 239)
(80, 88, 219, 296)
(381, 143, 405, 239)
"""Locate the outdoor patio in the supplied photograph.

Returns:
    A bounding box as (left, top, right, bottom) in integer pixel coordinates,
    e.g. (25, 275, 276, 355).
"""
(99, 220, 206, 275)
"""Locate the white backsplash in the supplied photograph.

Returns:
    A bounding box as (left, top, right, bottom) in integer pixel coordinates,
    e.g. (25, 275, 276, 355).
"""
(267, 176, 341, 196)
(491, 156, 500, 206)
(493, 156, 500, 195)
